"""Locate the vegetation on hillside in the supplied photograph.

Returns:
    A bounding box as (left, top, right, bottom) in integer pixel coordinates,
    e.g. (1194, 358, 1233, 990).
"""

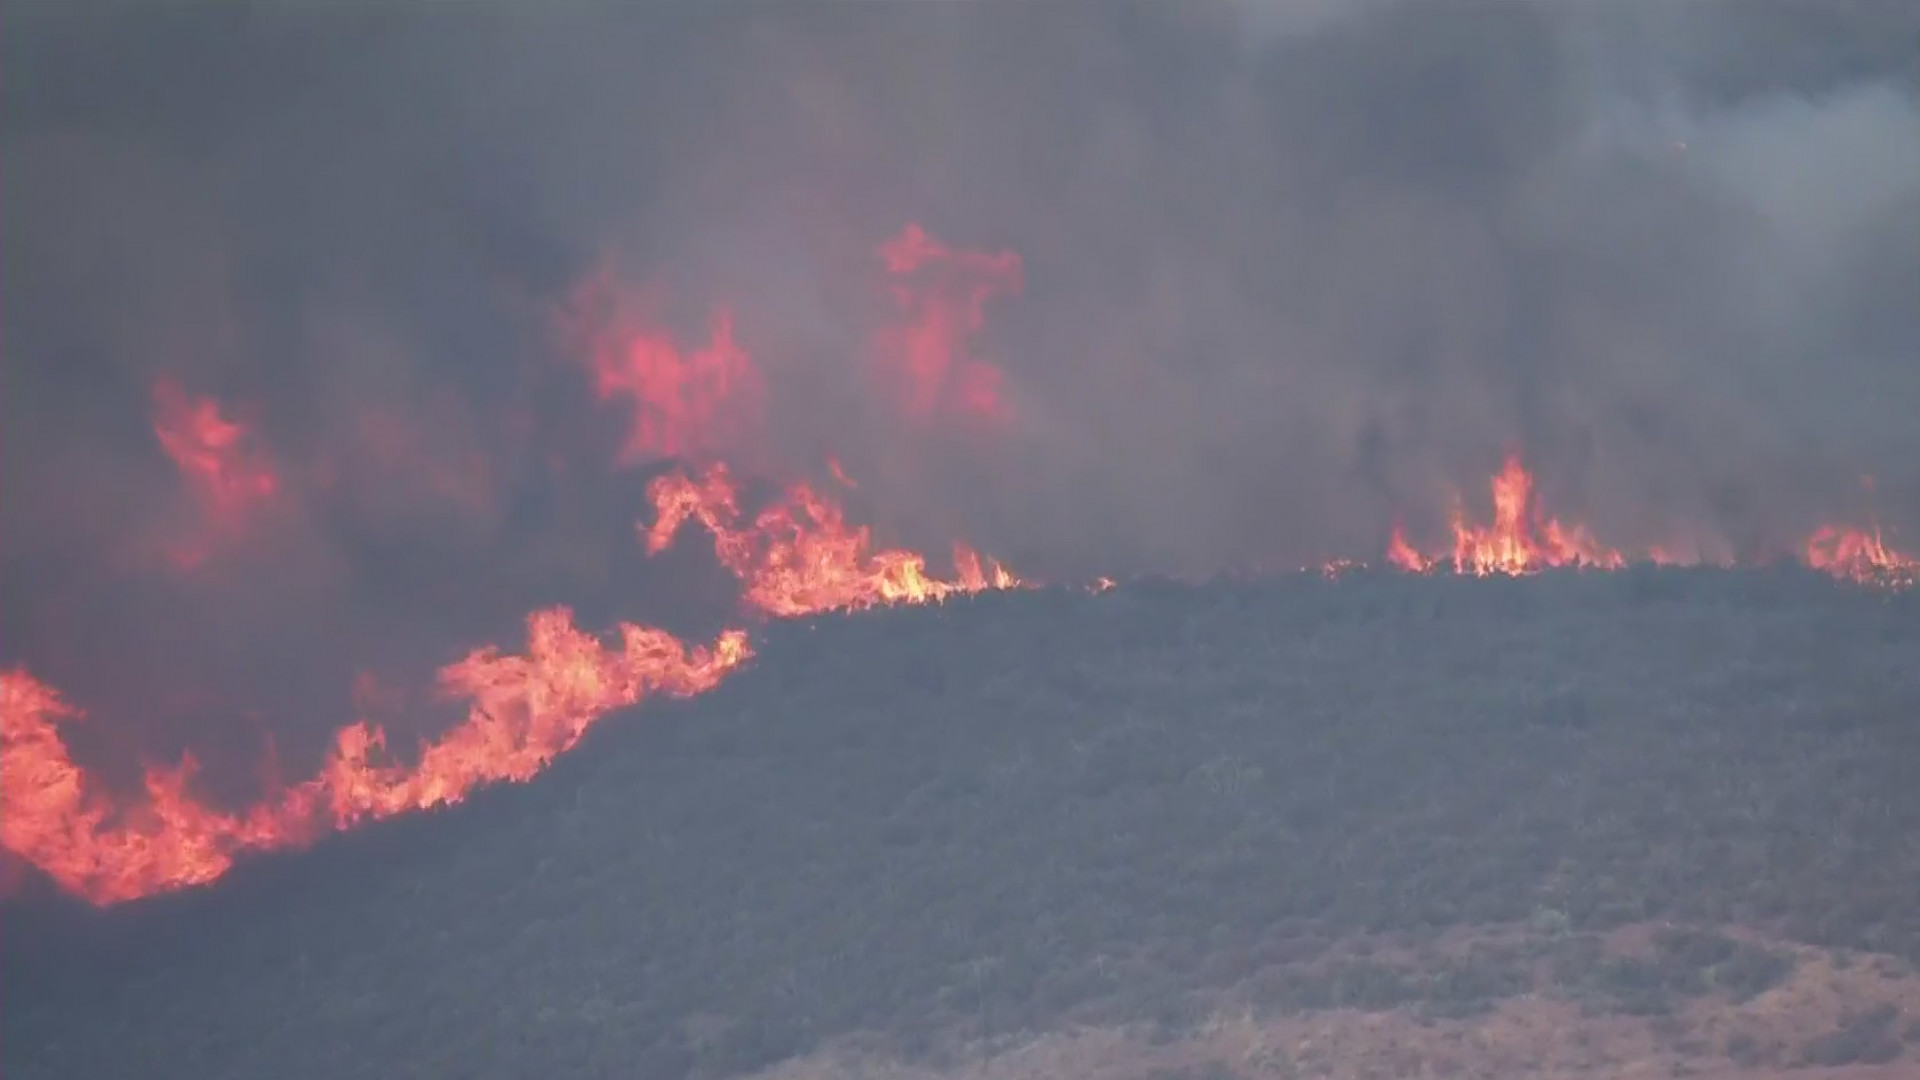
(4, 569, 1918, 1079)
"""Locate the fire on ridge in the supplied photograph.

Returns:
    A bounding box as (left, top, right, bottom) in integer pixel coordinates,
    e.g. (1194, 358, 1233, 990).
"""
(1381, 451, 1915, 588)
(0, 224, 1031, 908)
(2, 224, 1915, 910)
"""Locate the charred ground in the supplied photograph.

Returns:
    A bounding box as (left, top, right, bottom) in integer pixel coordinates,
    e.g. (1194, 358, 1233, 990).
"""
(5, 569, 1920, 1079)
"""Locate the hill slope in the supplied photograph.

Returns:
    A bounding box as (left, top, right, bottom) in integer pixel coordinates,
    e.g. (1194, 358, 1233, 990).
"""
(5, 570, 1920, 1079)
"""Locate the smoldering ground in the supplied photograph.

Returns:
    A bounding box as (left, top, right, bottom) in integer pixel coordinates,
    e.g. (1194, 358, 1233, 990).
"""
(2, 2, 1916, 776)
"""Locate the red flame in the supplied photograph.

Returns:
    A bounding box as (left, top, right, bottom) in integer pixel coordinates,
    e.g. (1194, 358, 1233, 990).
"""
(873, 223, 1022, 427)
(150, 378, 280, 568)
(560, 270, 765, 465)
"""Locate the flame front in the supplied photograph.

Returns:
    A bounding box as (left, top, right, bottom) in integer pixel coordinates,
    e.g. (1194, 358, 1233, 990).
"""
(1805, 524, 1919, 589)
(1, 614, 751, 905)
(1, 460, 1010, 906)
(3, 437, 1023, 905)
(646, 462, 1022, 618)
(1384, 452, 1913, 587)
(5, 224, 1913, 910)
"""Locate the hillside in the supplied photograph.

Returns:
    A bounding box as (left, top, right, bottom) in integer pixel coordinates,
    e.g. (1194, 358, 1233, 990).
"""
(5, 569, 1920, 1080)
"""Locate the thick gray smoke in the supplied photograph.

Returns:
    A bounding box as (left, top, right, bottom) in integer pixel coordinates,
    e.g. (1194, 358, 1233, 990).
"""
(2, 4, 1916, 768)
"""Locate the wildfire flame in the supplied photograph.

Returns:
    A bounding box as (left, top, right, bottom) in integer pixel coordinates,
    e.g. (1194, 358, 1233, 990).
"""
(560, 222, 1018, 469)
(645, 462, 1021, 618)
(1384, 452, 1913, 588)
(150, 378, 281, 568)
(1386, 453, 1625, 575)
(560, 271, 766, 466)
(1, 614, 751, 905)
(0, 446, 1028, 908)
(1805, 523, 1919, 589)
(3, 224, 1912, 911)
(1, 449, 1018, 905)
(873, 223, 1022, 426)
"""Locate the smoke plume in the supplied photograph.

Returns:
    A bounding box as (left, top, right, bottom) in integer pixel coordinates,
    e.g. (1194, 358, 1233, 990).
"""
(2, 3, 1916, 849)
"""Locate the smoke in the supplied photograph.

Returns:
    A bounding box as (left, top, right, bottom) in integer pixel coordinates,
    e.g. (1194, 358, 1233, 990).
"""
(3, 4, 1917, 775)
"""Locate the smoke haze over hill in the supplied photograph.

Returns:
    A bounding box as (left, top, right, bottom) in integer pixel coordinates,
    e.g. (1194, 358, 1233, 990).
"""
(1, 2, 1916, 892)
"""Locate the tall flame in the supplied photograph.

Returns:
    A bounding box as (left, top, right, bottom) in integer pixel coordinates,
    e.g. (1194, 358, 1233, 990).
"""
(1387, 453, 1625, 575)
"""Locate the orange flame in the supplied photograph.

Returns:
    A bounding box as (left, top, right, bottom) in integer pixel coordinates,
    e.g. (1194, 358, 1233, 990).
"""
(1, 613, 751, 906)
(1388, 453, 1626, 575)
(1805, 524, 1918, 589)
(873, 223, 1022, 426)
(1385, 454, 1913, 588)
(12, 224, 1916, 914)
(645, 462, 1022, 618)
(1385, 521, 1434, 574)
(2, 443, 1022, 905)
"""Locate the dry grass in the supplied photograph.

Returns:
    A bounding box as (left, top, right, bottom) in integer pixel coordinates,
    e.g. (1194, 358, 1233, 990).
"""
(749, 923, 1920, 1080)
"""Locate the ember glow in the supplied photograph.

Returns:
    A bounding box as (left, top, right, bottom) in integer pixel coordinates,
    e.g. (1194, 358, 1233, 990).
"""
(0, 222, 1912, 910)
